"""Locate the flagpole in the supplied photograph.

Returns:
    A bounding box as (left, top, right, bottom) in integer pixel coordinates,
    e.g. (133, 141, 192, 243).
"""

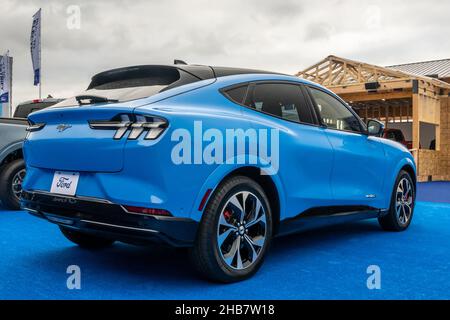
(39, 9, 42, 99)
(31, 8, 42, 100)
(9, 56, 12, 117)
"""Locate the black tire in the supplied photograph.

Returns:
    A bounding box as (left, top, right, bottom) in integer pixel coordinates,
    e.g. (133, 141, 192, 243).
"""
(190, 176, 273, 283)
(0, 159, 26, 210)
(59, 226, 115, 249)
(378, 170, 415, 231)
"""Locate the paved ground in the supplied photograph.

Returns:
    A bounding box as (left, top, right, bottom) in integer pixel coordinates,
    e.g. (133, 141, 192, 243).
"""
(1, 182, 449, 299)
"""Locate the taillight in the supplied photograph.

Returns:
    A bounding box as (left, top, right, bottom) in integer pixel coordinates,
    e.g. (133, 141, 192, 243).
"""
(122, 205, 172, 217)
(88, 120, 132, 139)
(26, 122, 46, 132)
(88, 114, 168, 140)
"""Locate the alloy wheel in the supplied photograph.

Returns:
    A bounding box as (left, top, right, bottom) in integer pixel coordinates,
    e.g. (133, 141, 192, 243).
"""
(11, 169, 26, 201)
(216, 191, 267, 270)
(395, 177, 413, 225)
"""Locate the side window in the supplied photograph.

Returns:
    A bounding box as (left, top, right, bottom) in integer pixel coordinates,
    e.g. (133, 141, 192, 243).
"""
(386, 131, 397, 141)
(395, 130, 405, 142)
(245, 83, 314, 124)
(308, 87, 362, 133)
(223, 85, 248, 105)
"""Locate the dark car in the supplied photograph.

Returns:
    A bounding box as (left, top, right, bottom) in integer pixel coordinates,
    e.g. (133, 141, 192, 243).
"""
(0, 98, 63, 210)
(383, 128, 413, 150)
(13, 98, 64, 118)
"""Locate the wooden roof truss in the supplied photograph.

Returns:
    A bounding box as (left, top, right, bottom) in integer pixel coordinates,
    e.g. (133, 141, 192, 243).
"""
(296, 55, 449, 89)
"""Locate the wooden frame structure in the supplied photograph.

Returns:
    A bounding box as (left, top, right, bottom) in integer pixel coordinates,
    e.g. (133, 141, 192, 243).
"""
(297, 55, 450, 182)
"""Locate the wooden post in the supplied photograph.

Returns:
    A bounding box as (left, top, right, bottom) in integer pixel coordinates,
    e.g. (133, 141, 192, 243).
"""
(385, 105, 389, 127)
(436, 95, 441, 153)
(412, 92, 420, 166)
(436, 124, 440, 152)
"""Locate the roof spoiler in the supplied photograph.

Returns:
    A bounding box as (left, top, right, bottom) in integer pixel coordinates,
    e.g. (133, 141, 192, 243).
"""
(174, 59, 188, 65)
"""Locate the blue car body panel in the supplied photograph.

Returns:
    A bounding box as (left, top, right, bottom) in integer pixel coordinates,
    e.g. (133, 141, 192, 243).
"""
(23, 73, 416, 226)
(324, 129, 387, 206)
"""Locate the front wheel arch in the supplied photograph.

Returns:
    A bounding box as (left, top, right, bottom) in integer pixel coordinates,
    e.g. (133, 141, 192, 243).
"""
(400, 164, 416, 189)
(0, 146, 23, 168)
(383, 158, 416, 208)
(0, 158, 26, 210)
(387, 163, 416, 207)
(379, 169, 415, 231)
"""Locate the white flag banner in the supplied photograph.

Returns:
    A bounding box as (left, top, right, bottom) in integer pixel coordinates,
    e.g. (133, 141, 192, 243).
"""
(0, 52, 11, 104)
(30, 8, 41, 86)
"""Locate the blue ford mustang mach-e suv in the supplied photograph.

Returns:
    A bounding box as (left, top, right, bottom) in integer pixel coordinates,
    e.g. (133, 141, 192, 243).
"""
(21, 63, 416, 282)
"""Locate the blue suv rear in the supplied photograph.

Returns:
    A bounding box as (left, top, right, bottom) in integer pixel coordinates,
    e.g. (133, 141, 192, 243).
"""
(21, 64, 416, 282)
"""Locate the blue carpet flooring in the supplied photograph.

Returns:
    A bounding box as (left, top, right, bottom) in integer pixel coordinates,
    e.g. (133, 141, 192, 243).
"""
(0, 183, 449, 299)
(416, 181, 450, 203)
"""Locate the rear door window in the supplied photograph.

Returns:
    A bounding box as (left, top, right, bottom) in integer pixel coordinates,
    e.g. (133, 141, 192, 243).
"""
(223, 85, 248, 105)
(245, 83, 315, 124)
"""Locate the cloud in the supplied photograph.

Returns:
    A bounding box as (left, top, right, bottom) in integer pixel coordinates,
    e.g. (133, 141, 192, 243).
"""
(0, 0, 449, 107)
(304, 23, 334, 41)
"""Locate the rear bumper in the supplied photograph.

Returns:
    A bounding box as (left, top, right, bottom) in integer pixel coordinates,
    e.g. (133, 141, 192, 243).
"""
(20, 190, 199, 247)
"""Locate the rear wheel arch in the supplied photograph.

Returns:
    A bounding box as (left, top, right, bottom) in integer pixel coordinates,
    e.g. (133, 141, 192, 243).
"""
(0, 148, 23, 168)
(210, 166, 281, 235)
(191, 173, 274, 282)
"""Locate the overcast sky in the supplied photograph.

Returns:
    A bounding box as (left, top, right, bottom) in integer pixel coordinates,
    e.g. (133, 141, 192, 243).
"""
(1, 0, 449, 108)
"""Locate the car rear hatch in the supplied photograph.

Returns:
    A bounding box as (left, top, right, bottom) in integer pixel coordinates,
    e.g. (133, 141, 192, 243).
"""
(25, 105, 135, 172)
(25, 64, 213, 173)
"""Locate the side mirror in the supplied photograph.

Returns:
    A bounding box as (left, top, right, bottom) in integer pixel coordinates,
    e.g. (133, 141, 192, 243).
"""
(367, 119, 385, 137)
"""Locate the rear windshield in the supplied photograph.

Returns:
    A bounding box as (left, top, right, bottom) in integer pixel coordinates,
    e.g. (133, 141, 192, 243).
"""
(53, 66, 201, 108)
(13, 101, 63, 118)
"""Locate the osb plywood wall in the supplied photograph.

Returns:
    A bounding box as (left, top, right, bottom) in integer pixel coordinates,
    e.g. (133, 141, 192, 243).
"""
(418, 150, 440, 181)
(440, 97, 450, 180)
(418, 97, 450, 182)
